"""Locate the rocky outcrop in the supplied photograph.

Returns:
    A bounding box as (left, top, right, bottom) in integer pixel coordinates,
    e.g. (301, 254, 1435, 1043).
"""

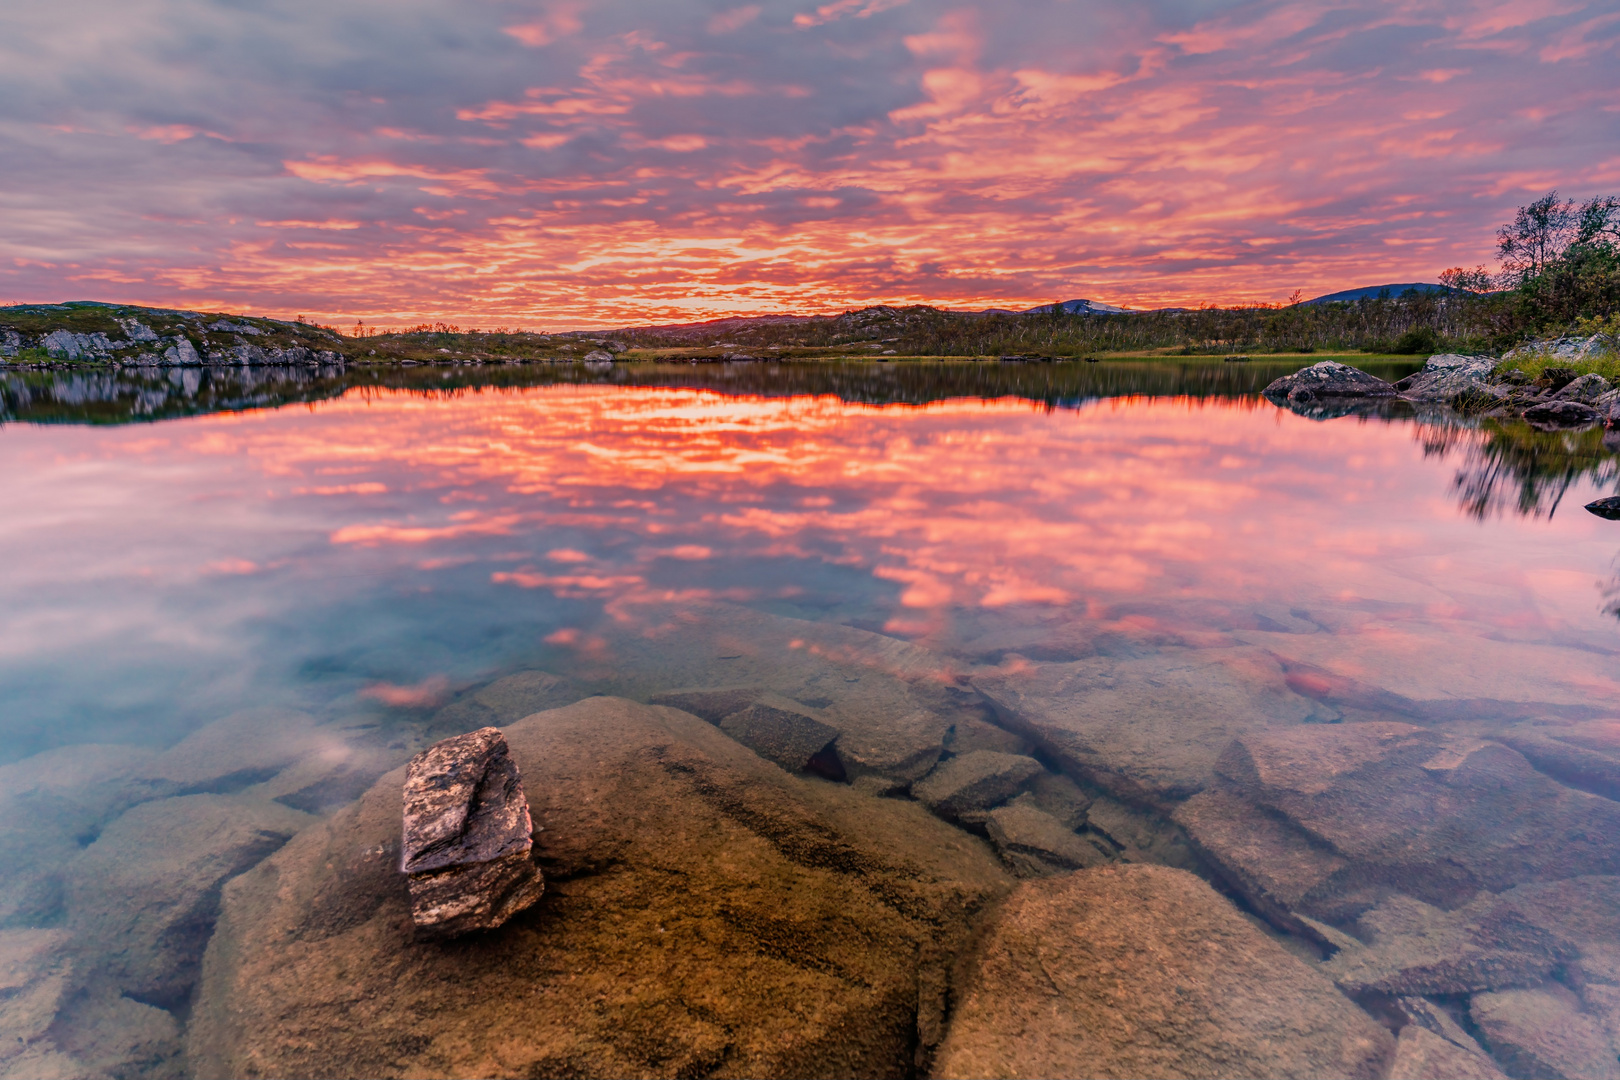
(1473, 986, 1620, 1080)
(1262, 361, 1398, 405)
(931, 865, 1394, 1079)
(1503, 334, 1615, 366)
(1389, 1025, 1508, 1080)
(983, 801, 1111, 875)
(188, 697, 1014, 1079)
(400, 728, 544, 939)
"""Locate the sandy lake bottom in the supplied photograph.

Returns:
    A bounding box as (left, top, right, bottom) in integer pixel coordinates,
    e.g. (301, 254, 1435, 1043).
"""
(4, 362, 1620, 1079)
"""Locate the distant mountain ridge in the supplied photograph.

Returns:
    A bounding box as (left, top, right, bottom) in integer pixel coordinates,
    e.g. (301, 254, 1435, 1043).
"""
(1301, 282, 1453, 305)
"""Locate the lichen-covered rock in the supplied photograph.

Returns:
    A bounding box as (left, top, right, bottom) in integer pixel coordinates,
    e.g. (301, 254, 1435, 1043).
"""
(932, 864, 1394, 1079)
(188, 697, 1013, 1079)
(1396, 354, 1503, 402)
(912, 750, 1042, 820)
(401, 727, 543, 939)
(1263, 361, 1398, 403)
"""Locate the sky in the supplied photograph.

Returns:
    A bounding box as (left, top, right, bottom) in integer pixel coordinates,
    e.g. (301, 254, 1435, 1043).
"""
(1, 0, 1617, 328)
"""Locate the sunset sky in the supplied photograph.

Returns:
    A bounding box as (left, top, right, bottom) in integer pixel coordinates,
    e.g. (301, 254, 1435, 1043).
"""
(2, 0, 1617, 328)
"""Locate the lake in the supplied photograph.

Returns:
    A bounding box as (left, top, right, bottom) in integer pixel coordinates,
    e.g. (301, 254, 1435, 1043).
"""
(5, 359, 1620, 1079)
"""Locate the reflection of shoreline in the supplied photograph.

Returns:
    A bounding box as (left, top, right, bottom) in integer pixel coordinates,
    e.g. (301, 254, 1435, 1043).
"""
(1418, 418, 1620, 519)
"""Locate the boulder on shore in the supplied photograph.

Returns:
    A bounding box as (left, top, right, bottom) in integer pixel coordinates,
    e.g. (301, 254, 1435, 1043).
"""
(400, 727, 544, 940)
(931, 864, 1394, 1079)
(1395, 354, 1503, 402)
(188, 697, 1014, 1079)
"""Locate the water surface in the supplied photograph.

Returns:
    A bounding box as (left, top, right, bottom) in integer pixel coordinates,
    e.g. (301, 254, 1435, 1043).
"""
(5, 360, 1619, 1078)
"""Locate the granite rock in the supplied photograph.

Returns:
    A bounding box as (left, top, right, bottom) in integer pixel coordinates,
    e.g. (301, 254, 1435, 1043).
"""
(188, 697, 1014, 1079)
(401, 727, 544, 939)
(1263, 361, 1398, 404)
(1524, 398, 1602, 426)
(932, 864, 1394, 1079)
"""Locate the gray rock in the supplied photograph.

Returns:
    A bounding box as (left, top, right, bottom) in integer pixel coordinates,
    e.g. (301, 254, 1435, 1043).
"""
(1554, 372, 1613, 403)
(206, 320, 262, 335)
(0, 329, 20, 356)
(188, 697, 1014, 1079)
(1322, 892, 1572, 996)
(161, 339, 202, 366)
(912, 750, 1042, 820)
(1263, 360, 1398, 404)
(1504, 335, 1614, 366)
(1524, 398, 1602, 426)
(1473, 985, 1620, 1080)
(984, 802, 1110, 875)
(65, 794, 312, 1007)
(1389, 1025, 1507, 1080)
(583, 349, 613, 367)
(718, 699, 845, 779)
(932, 865, 1394, 1079)
(401, 727, 543, 940)
(833, 708, 947, 783)
(117, 318, 160, 342)
(41, 330, 114, 360)
(1397, 354, 1503, 402)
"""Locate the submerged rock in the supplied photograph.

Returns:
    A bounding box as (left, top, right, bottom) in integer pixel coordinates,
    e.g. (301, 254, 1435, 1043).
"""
(975, 646, 1328, 804)
(1262, 361, 1398, 404)
(716, 698, 846, 780)
(932, 864, 1394, 1079)
(912, 750, 1042, 820)
(1473, 986, 1620, 1080)
(189, 697, 1013, 1079)
(1210, 722, 1620, 915)
(1322, 892, 1572, 996)
(1389, 1025, 1507, 1080)
(65, 793, 312, 1008)
(401, 727, 544, 940)
(984, 801, 1110, 875)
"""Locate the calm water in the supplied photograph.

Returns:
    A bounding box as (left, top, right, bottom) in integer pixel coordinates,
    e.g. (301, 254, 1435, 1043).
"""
(5, 360, 1620, 1078)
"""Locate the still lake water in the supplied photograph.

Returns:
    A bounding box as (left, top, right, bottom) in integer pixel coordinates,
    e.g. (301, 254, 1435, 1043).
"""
(5, 360, 1620, 1079)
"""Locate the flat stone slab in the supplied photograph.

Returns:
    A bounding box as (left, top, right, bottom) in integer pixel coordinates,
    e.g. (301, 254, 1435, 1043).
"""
(1389, 1025, 1507, 1080)
(984, 802, 1109, 875)
(932, 864, 1394, 1079)
(912, 750, 1042, 820)
(401, 727, 543, 939)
